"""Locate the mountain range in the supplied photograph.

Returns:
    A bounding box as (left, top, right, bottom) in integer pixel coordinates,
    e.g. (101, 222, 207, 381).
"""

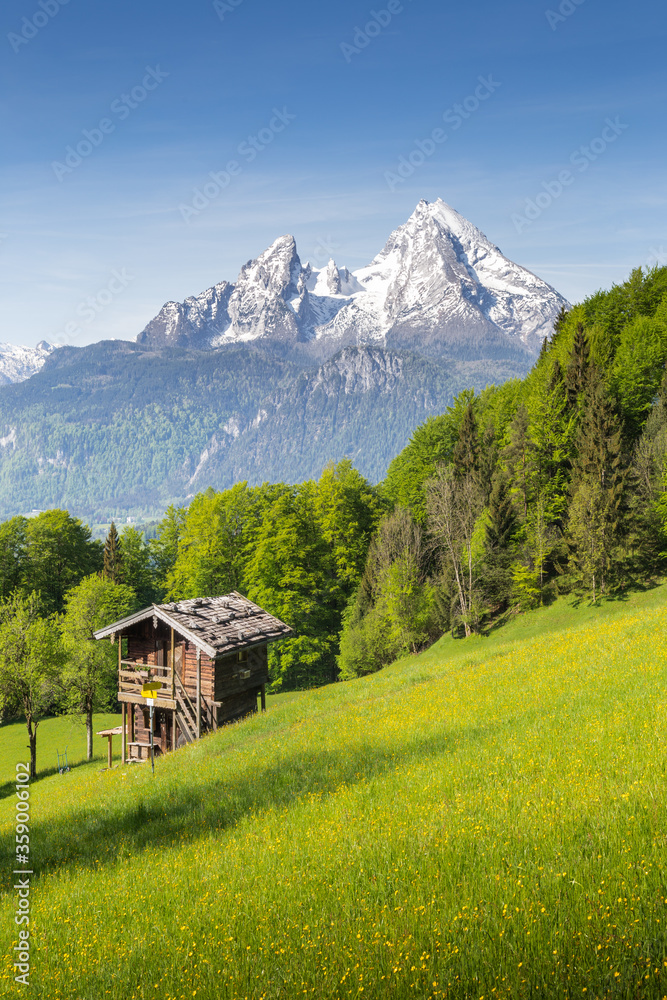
(0, 200, 568, 520)
(0, 340, 54, 385)
(137, 199, 565, 362)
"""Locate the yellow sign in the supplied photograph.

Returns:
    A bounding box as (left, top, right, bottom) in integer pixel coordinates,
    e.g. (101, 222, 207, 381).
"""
(142, 682, 162, 699)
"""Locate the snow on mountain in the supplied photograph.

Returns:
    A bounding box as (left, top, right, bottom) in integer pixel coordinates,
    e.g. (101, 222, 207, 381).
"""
(0, 340, 55, 385)
(137, 281, 233, 349)
(137, 199, 569, 360)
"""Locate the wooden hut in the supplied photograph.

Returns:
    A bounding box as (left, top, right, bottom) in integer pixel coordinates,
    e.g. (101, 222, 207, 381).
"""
(93, 592, 292, 764)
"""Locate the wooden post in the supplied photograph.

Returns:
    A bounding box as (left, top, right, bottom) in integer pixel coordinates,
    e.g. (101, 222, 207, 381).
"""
(107, 735, 113, 770)
(121, 703, 127, 764)
(172, 709, 178, 751)
(170, 628, 175, 699)
(196, 648, 201, 739)
(260, 684, 266, 713)
(129, 704, 135, 743)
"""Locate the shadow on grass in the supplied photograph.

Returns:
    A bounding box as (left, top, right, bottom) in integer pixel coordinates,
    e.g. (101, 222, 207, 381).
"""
(0, 757, 107, 801)
(0, 712, 504, 889)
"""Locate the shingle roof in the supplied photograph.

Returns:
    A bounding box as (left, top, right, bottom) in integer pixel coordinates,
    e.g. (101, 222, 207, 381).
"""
(93, 591, 293, 658)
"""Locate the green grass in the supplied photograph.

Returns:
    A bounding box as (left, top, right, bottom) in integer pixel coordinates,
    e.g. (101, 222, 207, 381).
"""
(2, 588, 667, 999)
(0, 713, 123, 788)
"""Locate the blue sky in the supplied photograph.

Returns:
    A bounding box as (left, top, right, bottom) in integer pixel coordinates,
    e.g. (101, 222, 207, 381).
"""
(1, 0, 665, 347)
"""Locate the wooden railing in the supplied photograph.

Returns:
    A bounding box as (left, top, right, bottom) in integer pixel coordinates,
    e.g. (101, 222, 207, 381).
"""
(119, 660, 172, 697)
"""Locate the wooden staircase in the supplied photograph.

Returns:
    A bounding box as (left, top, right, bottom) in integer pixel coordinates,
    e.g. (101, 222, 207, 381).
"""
(175, 675, 201, 745)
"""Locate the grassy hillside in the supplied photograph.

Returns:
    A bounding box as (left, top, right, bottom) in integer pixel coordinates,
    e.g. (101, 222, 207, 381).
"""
(1, 588, 667, 998)
(0, 713, 123, 788)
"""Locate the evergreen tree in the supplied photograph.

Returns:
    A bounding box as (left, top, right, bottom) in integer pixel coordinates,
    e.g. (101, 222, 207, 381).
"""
(479, 424, 498, 505)
(528, 359, 572, 530)
(575, 371, 625, 501)
(565, 323, 591, 410)
(452, 403, 480, 480)
(503, 405, 535, 520)
(568, 372, 627, 594)
(551, 304, 570, 347)
(482, 473, 517, 610)
(103, 521, 123, 583)
(379, 389, 476, 521)
(548, 358, 564, 394)
(568, 479, 607, 602)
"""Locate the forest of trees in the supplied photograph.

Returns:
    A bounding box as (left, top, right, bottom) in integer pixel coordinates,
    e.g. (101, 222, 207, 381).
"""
(1, 265, 667, 770)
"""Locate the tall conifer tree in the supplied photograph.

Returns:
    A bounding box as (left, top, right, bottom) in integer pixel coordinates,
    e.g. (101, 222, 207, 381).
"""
(479, 424, 498, 505)
(504, 405, 535, 520)
(483, 474, 517, 610)
(565, 323, 591, 410)
(103, 521, 123, 583)
(452, 404, 480, 480)
(569, 371, 627, 594)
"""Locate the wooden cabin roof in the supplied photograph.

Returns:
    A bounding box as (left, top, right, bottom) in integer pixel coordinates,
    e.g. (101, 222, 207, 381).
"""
(93, 591, 293, 658)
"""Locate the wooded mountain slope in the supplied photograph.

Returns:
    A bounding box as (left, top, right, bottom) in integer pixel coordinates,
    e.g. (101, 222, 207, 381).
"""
(0, 340, 528, 520)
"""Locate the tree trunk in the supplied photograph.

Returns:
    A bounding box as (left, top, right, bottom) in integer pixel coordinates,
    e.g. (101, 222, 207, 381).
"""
(451, 564, 469, 637)
(86, 703, 93, 761)
(26, 717, 37, 779)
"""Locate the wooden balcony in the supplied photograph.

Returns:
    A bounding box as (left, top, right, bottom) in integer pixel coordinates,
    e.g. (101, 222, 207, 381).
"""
(118, 660, 176, 710)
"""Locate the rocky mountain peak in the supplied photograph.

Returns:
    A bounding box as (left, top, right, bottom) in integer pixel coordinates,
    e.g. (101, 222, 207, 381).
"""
(236, 234, 302, 300)
(0, 339, 55, 386)
(136, 199, 569, 361)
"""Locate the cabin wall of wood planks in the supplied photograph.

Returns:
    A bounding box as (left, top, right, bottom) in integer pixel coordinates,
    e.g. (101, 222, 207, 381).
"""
(120, 620, 270, 744)
(130, 704, 173, 754)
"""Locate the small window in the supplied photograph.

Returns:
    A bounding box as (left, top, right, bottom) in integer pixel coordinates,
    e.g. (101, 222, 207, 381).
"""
(237, 649, 248, 663)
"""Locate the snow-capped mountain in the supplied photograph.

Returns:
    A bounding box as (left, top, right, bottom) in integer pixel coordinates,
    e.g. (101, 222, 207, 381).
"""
(0, 340, 55, 385)
(137, 199, 568, 361)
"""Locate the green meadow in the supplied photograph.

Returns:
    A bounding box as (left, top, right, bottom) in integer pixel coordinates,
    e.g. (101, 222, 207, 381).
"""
(0, 713, 124, 790)
(1, 587, 667, 999)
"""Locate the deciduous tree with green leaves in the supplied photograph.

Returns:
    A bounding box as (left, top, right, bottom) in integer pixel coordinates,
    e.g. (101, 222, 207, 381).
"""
(60, 575, 136, 760)
(25, 509, 102, 614)
(120, 526, 157, 608)
(0, 515, 28, 601)
(338, 507, 440, 679)
(245, 483, 338, 690)
(0, 592, 64, 777)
